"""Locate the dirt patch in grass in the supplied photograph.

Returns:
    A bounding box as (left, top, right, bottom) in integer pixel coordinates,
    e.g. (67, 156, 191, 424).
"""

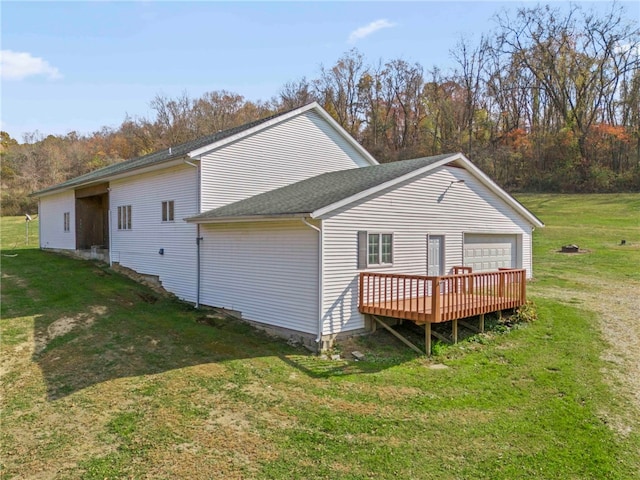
(34, 305, 108, 354)
(1, 271, 40, 304)
(1, 271, 27, 288)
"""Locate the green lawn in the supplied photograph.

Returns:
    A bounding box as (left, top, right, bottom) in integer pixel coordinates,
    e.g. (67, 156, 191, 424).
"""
(1, 194, 639, 479)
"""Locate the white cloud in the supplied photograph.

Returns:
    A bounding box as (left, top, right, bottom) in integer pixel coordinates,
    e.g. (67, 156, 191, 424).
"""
(348, 19, 397, 43)
(0, 50, 62, 81)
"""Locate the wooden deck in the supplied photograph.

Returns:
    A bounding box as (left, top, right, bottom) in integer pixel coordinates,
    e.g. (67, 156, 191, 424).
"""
(358, 268, 527, 354)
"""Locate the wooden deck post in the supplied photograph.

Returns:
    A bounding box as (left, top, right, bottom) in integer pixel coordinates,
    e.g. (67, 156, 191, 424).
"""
(479, 314, 485, 333)
(425, 322, 432, 356)
(452, 319, 458, 344)
(520, 270, 526, 303)
(432, 278, 441, 323)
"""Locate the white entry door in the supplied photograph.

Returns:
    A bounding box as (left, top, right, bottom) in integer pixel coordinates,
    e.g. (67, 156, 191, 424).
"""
(427, 235, 444, 276)
(464, 234, 517, 272)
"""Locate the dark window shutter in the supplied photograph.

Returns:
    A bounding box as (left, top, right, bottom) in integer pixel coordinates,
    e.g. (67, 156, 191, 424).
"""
(357, 231, 368, 269)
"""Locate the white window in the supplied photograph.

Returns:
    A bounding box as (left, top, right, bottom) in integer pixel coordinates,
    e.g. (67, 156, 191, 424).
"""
(162, 200, 175, 222)
(118, 205, 132, 230)
(358, 231, 393, 268)
(63, 212, 70, 232)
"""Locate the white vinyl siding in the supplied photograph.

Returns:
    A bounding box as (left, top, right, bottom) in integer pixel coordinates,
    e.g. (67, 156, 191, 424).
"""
(39, 190, 76, 250)
(199, 221, 318, 334)
(110, 165, 198, 301)
(200, 110, 373, 211)
(320, 165, 534, 335)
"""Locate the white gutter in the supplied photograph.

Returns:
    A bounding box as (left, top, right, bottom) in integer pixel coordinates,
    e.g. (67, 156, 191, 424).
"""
(186, 213, 309, 224)
(301, 217, 324, 345)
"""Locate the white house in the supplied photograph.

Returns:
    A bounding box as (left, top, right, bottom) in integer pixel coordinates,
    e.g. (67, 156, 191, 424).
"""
(187, 153, 543, 348)
(33, 103, 543, 350)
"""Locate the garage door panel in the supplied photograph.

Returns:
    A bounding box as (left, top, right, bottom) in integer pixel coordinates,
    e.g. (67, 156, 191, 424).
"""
(464, 234, 516, 272)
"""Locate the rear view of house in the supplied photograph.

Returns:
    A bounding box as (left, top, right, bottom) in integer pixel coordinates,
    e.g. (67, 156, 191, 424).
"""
(33, 103, 543, 352)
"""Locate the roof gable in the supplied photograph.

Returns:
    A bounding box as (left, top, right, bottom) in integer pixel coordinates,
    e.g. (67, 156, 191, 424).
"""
(32, 102, 377, 198)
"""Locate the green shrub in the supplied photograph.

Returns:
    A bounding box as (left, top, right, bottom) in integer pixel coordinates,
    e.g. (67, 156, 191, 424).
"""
(512, 300, 538, 324)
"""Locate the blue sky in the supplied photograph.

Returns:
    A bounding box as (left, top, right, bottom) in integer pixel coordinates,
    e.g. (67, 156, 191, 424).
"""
(2, 1, 635, 141)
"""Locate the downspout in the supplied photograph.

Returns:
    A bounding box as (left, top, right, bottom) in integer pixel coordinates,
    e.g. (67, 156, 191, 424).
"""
(301, 218, 323, 345)
(108, 208, 113, 267)
(38, 199, 42, 249)
(107, 187, 113, 266)
(195, 231, 202, 308)
(185, 160, 202, 308)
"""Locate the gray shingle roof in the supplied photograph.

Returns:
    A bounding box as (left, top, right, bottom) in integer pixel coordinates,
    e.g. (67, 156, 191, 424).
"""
(188, 153, 456, 222)
(31, 108, 301, 197)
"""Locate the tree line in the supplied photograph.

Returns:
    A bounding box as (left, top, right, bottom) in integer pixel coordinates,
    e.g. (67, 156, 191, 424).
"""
(2, 3, 638, 216)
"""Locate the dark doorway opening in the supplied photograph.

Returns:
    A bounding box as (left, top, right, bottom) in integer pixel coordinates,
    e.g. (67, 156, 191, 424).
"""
(75, 183, 109, 250)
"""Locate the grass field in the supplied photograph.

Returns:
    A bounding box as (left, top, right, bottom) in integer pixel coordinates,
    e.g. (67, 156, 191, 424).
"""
(2, 194, 639, 479)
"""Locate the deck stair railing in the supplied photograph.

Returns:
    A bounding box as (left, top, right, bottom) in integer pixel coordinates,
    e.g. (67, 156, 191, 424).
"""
(359, 268, 526, 324)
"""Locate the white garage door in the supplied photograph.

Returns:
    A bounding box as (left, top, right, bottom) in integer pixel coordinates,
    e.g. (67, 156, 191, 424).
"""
(464, 234, 517, 272)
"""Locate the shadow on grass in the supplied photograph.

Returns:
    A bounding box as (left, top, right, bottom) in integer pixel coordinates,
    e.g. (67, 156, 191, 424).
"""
(2, 249, 404, 400)
(278, 353, 394, 378)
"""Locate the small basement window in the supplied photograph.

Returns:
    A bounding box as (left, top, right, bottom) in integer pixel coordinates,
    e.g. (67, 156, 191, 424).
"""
(63, 212, 70, 232)
(118, 205, 132, 230)
(162, 200, 175, 222)
(358, 231, 393, 268)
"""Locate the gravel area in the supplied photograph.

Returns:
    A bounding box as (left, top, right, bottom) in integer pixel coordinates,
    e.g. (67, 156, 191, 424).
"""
(534, 278, 640, 434)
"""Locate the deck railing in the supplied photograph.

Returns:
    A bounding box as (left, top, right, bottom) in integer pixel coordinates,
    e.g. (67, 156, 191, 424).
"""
(359, 269, 526, 324)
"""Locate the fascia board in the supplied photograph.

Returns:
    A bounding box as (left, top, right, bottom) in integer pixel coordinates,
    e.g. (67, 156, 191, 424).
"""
(185, 213, 309, 224)
(310, 106, 379, 166)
